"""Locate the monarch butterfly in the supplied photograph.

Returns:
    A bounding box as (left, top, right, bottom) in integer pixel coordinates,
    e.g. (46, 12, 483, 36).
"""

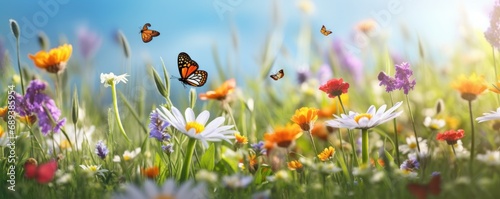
(140, 23, 160, 43)
(177, 52, 208, 87)
(407, 174, 441, 199)
(24, 159, 58, 184)
(270, 69, 284, 81)
(320, 25, 332, 36)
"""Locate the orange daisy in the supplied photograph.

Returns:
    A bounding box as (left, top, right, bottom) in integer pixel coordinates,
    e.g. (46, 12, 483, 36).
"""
(141, 166, 160, 179)
(291, 107, 319, 131)
(264, 124, 303, 149)
(199, 78, 236, 101)
(452, 73, 487, 101)
(287, 160, 303, 171)
(317, 146, 335, 161)
(28, 44, 72, 74)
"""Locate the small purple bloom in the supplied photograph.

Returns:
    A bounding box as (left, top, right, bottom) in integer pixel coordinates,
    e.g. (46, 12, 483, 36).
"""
(378, 62, 416, 94)
(76, 25, 102, 59)
(95, 140, 109, 159)
(485, 0, 500, 49)
(378, 72, 398, 92)
(297, 67, 311, 84)
(400, 157, 420, 171)
(332, 39, 363, 84)
(162, 144, 174, 154)
(149, 110, 171, 142)
(431, 171, 441, 177)
(251, 141, 266, 156)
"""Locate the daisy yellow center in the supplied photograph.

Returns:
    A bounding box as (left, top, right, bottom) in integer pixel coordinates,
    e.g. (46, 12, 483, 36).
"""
(409, 142, 417, 149)
(123, 154, 131, 161)
(354, 113, 372, 124)
(186, 122, 205, 134)
(60, 139, 72, 150)
(88, 165, 99, 172)
(154, 195, 175, 199)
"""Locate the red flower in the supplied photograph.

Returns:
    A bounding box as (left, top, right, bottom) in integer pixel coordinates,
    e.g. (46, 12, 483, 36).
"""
(436, 129, 465, 145)
(319, 78, 349, 98)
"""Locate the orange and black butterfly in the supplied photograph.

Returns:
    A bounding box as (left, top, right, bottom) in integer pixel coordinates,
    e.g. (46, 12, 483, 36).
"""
(177, 52, 208, 87)
(407, 174, 441, 199)
(140, 23, 160, 43)
(320, 25, 332, 36)
(270, 69, 284, 81)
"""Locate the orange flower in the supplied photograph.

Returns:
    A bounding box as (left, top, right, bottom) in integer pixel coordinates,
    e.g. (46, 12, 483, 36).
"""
(355, 19, 377, 34)
(318, 94, 349, 118)
(249, 154, 258, 169)
(234, 133, 248, 149)
(28, 44, 72, 74)
(370, 158, 385, 167)
(18, 115, 37, 125)
(0, 106, 7, 117)
(264, 124, 303, 149)
(291, 107, 319, 131)
(317, 146, 335, 161)
(141, 166, 160, 178)
(199, 78, 236, 101)
(287, 160, 303, 171)
(452, 73, 487, 101)
(311, 121, 335, 141)
(489, 80, 500, 94)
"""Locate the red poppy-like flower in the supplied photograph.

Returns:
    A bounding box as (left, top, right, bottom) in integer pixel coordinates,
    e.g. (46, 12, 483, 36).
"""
(436, 129, 465, 145)
(319, 78, 349, 98)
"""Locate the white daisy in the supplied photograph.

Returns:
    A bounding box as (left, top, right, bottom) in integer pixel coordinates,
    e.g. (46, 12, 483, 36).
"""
(113, 148, 141, 162)
(100, 72, 129, 87)
(156, 106, 236, 148)
(476, 107, 500, 123)
(399, 136, 428, 155)
(477, 150, 500, 166)
(326, 102, 403, 129)
(46, 125, 95, 153)
(113, 179, 207, 199)
(222, 173, 253, 189)
(423, 116, 445, 130)
(80, 165, 108, 177)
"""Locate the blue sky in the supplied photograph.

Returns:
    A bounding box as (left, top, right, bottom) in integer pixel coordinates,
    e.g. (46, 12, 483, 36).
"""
(0, 0, 496, 95)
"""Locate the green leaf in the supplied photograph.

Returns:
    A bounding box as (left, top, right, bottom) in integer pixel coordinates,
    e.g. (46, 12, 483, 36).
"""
(200, 144, 216, 170)
(253, 164, 272, 184)
(151, 67, 167, 98)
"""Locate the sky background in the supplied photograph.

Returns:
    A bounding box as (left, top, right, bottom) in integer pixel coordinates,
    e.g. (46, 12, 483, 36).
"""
(0, 0, 496, 99)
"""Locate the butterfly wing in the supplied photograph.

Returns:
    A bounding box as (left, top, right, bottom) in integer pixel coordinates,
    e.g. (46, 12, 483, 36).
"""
(141, 23, 160, 43)
(321, 25, 332, 36)
(35, 160, 58, 184)
(270, 69, 284, 81)
(407, 184, 429, 199)
(185, 70, 208, 87)
(177, 52, 207, 87)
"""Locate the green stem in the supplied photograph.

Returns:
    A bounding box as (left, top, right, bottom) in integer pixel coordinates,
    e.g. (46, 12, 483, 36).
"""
(180, 138, 197, 181)
(361, 129, 369, 164)
(467, 100, 475, 177)
(389, 94, 401, 165)
(110, 83, 131, 143)
(338, 96, 359, 166)
(307, 130, 318, 155)
(15, 36, 25, 95)
(405, 95, 421, 152)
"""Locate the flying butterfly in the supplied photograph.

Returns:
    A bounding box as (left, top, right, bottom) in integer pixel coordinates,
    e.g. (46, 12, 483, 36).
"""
(177, 52, 208, 87)
(320, 25, 332, 36)
(140, 23, 160, 43)
(407, 174, 441, 199)
(270, 69, 284, 81)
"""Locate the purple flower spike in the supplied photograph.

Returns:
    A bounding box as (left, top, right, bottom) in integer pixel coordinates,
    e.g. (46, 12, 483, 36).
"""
(485, 0, 500, 49)
(95, 140, 109, 159)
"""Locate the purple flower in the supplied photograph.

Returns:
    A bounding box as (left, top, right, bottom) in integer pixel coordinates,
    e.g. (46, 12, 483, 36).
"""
(400, 157, 420, 171)
(297, 67, 311, 84)
(317, 64, 333, 85)
(378, 62, 416, 94)
(251, 141, 266, 156)
(76, 25, 102, 59)
(149, 110, 171, 142)
(14, 80, 66, 135)
(485, 0, 500, 49)
(162, 144, 174, 154)
(378, 72, 398, 92)
(95, 140, 109, 159)
(332, 39, 363, 84)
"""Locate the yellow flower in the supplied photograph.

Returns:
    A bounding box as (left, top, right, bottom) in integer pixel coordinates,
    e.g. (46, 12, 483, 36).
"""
(317, 146, 335, 161)
(287, 160, 303, 171)
(28, 44, 72, 74)
(291, 107, 319, 131)
(199, 79, 236, 101)
(0, 106, 7, 118)
(18, 115, 37, 125)
(234, 133, 248, 145)
(264, 124, 303, 150)
(489, 80, 500, 94)
(452, 73, 487, 101)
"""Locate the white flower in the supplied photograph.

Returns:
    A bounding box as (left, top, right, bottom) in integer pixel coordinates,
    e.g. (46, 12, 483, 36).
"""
(477, 150, 500, 166)
(113, 148, 141, 162)
(477, 108, 500, 123)
(319, 163, 342, 174)
(100, 72, 129, 87)
(55, 170, 72, 185)
(195, 170, 218, 183)
(46, 125, 95, 154)
(453, 140, 470, 160)
(222, 174, 253, 189)
(326, 102, 403, 129)
(113, 179, 207, 199)
(157, 106, 236, 148)
(399, 136, 428, 155)
(266, 170, 290, 182)
(80, 165, 108, 176)
(423, 116, 445, 130)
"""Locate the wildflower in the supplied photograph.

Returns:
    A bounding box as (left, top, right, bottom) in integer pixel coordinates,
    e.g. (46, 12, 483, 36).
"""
(484, 0, 500, 49)
(14, 80, 65, 135)
(436, 129, 465, 145)
(318, 94, 349, 118)
(319, 162, 342, 174)
(156, 106, 236, 148)
(222, 174, 253, 189)
(79, 165, 108, 177)
(234, 133, 248, 147)
(95, 140, 109, 159)
(195, 170, 218, 183)
(113, 179, 207, 199)
(332, 40, 363, 84)
(370, 171, 385, 183)
(291, 107, 319, 131)
(267, 170, 291, 182)
(100, 73, 129, 87)
(251, 141, 266, 156)
(400, 157, 419, 172)
(28, 44, 72, 74)
(199, 78, 236, 101)
(399, 136, 428, 155)
(141, 166, 160, 178)
(317, 146, 335, 161)
(24, 159, 57, 184)
(287, 160, 303, 171)
(489, 81, 500, 94)
(477, 151, 500, 166)
(452, 73, 487, 101)
(297, 0, 315, 14)
(355, 19, 377, 34)
(477, 107, 500, 123)
(311, 121, 334, 141)
(162, 144, 174, 154)
(263, 124, 303, 149)
(423, 116, 446, 130)
(47, 125, 95, 153)
(76, 25, 102, 59)
(370, 158, 385, 167)
(113, 148, 141, 162)
(252, 190, 271, 199)
(378, 62, 416, 94)
(319, 78, 350, 98)
(55, 170, 72, 185)
(297, 67, 311, 84)
(326, 102, 403, 130)
(148, 110, 171, 142)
